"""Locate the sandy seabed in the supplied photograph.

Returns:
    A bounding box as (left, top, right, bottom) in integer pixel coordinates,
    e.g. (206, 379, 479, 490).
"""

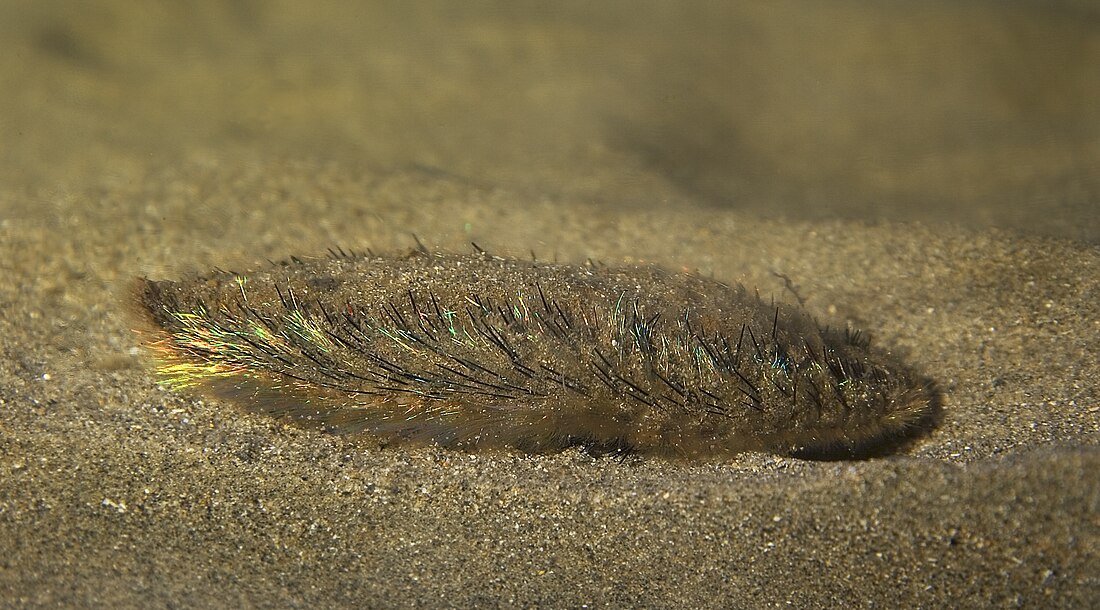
(1, 2, 1098, 608)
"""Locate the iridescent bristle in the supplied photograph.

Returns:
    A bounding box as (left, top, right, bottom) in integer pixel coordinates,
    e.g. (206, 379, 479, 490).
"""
(133, 250, 939, 459)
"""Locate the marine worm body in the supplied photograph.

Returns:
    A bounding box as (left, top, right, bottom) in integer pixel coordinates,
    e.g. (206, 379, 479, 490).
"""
(135, 250, 937, 459)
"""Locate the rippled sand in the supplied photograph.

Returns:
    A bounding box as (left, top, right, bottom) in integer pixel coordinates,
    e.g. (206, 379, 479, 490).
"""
(1, 2, 1097, 607)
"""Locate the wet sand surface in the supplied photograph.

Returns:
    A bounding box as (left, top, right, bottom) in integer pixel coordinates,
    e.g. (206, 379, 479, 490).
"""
(1, 2, 1098, 608)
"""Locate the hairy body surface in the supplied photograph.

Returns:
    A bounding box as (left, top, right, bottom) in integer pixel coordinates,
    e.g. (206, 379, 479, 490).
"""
(135, 250, 937, 459)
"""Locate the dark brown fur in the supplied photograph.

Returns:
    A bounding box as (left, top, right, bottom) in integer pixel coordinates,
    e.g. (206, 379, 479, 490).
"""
(135, 250, 939, 459)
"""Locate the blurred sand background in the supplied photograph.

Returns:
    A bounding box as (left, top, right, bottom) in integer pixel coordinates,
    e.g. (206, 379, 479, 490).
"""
(0, 1, 1098, 607)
